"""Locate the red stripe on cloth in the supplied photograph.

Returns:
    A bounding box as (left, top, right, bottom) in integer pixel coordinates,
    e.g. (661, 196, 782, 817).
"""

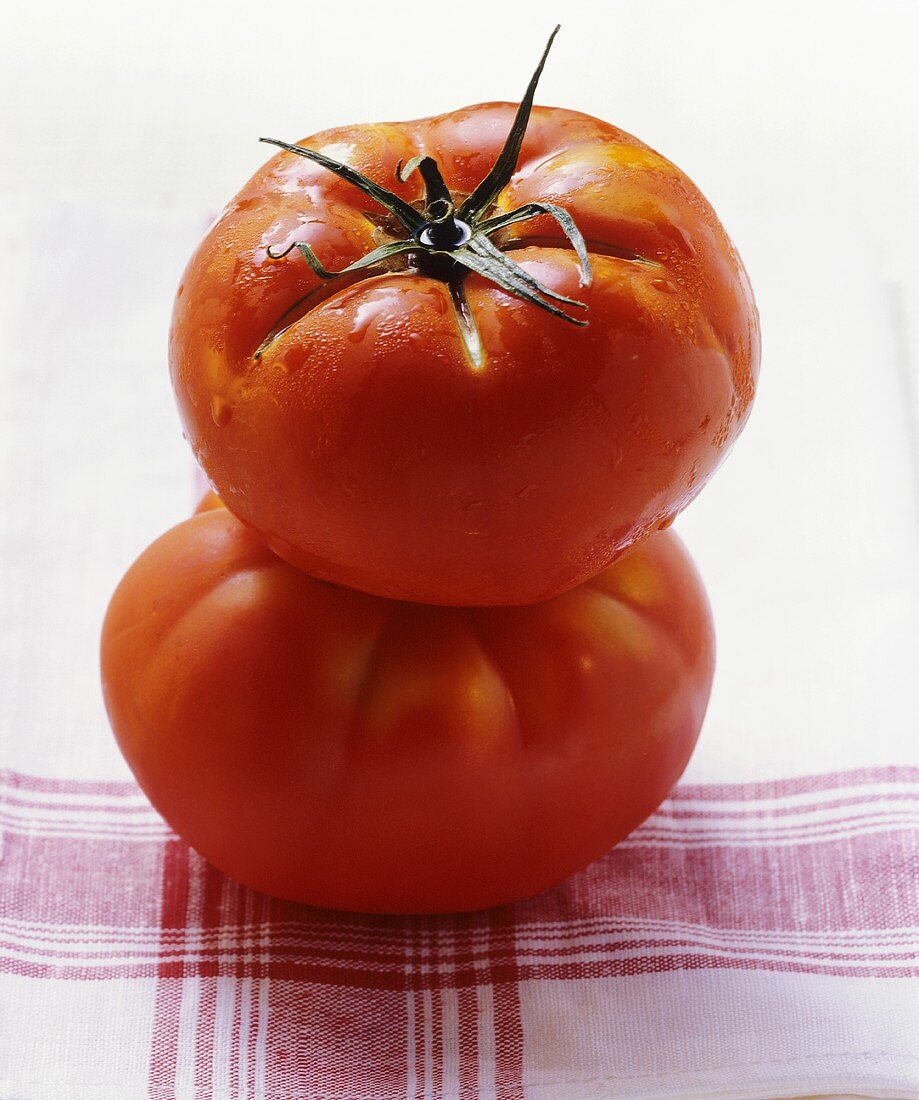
(2, 830, 917, 981)
(670, 765, 919, 801)
(149, 838, 191, 1093)
(431, 924, 445, 1100)
(656, 790, 919, 820)
(0, 769, 140, 799)
(406, 921, 423, 1100)
(6, 764, 918, 807)
(512, 953, 919, 980)
(489, 905, 524, 1100)
(457, 983, 480, 1100)
(0, 830, 165, 952)
(515, 828, 919, 936)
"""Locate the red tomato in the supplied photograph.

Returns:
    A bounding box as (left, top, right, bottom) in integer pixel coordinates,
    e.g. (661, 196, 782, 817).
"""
(170, 78, 758, 606)
(101, 509, 714, 913)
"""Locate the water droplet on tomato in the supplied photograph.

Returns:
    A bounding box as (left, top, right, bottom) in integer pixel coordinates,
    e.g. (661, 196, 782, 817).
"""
(420, 286, 448, 315)
(348, 310, 372, 343)
(651, 278, 677, 295)
(674, 225, 697, 257)
(348, 295, 390, 343)
(211, 395, 233, 426)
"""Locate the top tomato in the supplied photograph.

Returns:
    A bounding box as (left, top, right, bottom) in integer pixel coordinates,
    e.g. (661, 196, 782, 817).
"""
(170, 33, 759, 605)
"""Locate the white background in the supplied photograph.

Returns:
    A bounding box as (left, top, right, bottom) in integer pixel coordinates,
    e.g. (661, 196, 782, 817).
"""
(1, 0, 918, 781)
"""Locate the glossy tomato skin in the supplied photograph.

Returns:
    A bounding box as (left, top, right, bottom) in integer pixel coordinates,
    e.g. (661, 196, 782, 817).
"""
(101, 510, 714, 913)
(170, 103, 758, 606)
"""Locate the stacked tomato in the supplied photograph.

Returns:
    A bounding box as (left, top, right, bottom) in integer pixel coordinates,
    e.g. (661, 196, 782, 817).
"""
(101, 31, 759, 913)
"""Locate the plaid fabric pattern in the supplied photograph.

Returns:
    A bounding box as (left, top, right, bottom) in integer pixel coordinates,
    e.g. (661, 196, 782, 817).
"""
(2, 766, 918, 1099)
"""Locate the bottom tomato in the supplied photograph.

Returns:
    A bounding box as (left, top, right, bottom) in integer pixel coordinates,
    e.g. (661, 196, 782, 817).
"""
(101, 509, 714, 913)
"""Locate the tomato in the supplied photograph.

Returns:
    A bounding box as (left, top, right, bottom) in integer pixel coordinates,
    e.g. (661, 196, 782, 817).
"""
(194, 488, 224, 513)
(170, 33, 758, 606)
(101, 508, 714, 913)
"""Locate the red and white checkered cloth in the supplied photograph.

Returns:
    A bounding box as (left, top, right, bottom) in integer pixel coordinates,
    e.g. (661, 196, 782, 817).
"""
(2, 766, 918, 1099)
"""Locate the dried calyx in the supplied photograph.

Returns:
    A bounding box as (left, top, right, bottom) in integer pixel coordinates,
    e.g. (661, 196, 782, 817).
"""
(258, 26, 591, 366)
